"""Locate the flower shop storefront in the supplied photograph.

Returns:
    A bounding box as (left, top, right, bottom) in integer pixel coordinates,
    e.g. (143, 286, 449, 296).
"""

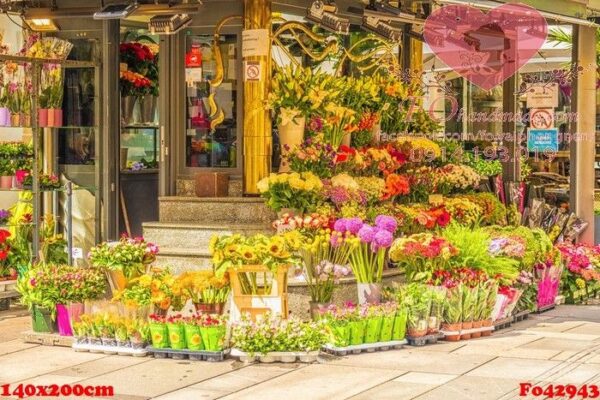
(3, 0, 600, 367)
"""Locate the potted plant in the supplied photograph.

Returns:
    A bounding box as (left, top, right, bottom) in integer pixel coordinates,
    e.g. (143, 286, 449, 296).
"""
(392, 306, 408, 341)
(165, 315, 186, 350)
(89, 236, 159, 289)
(0, 154, 14, 189)
(149, 314, 169, 349)
(296, 225, 352, 319)
(128, 318, 149, 349)
(178, 270, 230, 315)
(199, 314, 227, 352)
(256, 172, 324, 216)
(53, 264, 106, 336)
(427, 288, 445, 335)
(319, 304, 353, 347)
(0, 229, 16, 291)
(183, 316, 204, 351)
(442, 285, 463, 342)
(16, 263, 59, 333)
(334, 216, 397, 304)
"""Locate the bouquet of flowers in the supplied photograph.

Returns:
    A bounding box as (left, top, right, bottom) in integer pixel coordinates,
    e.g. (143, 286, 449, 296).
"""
(89, 236, 159, 279)
(335, 215, 397, 284)
(283, 139, 337, 179)
(52, 264, 107, 304)
(442, 197, 483, 227)
(210, 232, 300, 295)
(557, 243, 600, 303)
(390, 233, 457, 282)
(120, 71, 152, 98)
(297, 228, 353, 304)
(114, 268, 185, 313)
(272, 212, 331, 233)
(434, 164, 480, 195)
(177, 270, 231, 308)
(0, 229, 13, 279)
(256, 172, 323, 214)
(322, 103, 357, 149)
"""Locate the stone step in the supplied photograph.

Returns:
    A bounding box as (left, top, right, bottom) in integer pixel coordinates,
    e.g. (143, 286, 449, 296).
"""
(153, 248, 212, 274)
(143, 222, 273, 251)
(159, 196, 276, 224)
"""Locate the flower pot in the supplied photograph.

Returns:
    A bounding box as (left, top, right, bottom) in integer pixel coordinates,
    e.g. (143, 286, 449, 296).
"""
(167, 323, 186, 350)
(121, 96, 137, 126)
(131, 340, 145, 350)
(31, 305, 56, 333)
(116, 339, 130, 348)
(481, 319, 492, 337)
(331, 323, 351, 347)
(357, 282, 382, 305)
(49, 108, 63, 127)
(10, 113, 20, 127)
(139, 95, 157, 125)
(184, 324, 204, 351)
(460, 321, 473, 340)
(101, 337, 117, 347)
(38, 109, 48, 127)
(21, 114, 31, 127)
(194, 302, 225, 315)
(392, 310, 407, 340)
(364, 317, 383, 344)
(309, 301, 331, 321)
(380, 315, 394, 342)
(372, 123, 381, 144)
(200, 325, 226, 352)
(149, 323, 169, 349)
(442, 322, 461, 342)
(407, 327, 428, 337)
(0, 176, 13, 189)
(108, 270, 128, 291)
(471, 320, 482, 339)
(278, 115, 305, 172)
(56, 304, 74, 336)
(349, 320, 367, 345)
(0, 107, 9, 126)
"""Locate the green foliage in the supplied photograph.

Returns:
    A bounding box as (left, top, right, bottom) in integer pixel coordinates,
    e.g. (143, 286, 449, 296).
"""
(442, 223, 519, 282)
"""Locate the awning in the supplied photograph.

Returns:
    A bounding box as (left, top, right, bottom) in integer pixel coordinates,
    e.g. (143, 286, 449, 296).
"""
(435, 0, 599, 27)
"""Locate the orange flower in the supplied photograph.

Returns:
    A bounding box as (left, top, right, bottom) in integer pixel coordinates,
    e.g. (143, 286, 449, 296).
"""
(383, 173, 410, 200)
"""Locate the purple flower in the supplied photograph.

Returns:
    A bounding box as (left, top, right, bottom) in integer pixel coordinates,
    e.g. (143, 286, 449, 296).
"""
(346, 218, 364, 235)
(0, 209, 10, 221)
(358, 225, 376, 243)
(374, 215, 397, 233)
(374, 229, 394, 248)
(333, 218, 348, 233)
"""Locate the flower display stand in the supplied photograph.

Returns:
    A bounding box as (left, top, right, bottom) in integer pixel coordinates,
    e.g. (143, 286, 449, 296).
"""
(493, 316, 513, 331)
(406, 333, 444, 347)
(322, 340, 407, 356)
(441, 326, 494, 341)
(73, 342, 148, 357)
(146, 346, 229, 362)
(231, 348, 319, 363)
(229, 265, 289, 322)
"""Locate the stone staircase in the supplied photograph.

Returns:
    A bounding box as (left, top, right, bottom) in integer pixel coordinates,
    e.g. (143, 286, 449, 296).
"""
(143, 196, 276, 273)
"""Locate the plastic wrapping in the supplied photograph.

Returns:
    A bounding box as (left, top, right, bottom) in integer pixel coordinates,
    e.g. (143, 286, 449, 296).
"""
(528, 199, 544, 228)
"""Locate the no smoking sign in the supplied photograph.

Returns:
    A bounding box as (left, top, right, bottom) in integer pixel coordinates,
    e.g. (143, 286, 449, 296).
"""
(244, 61, 261, 82)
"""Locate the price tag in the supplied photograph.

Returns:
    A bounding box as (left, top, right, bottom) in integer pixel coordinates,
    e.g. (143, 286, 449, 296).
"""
(66, 247, 84, 260)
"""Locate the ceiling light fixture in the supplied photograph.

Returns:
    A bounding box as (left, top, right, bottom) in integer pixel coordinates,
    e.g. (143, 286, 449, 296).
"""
(149, 14, 192, 35)
(93, 2, 139, 20)
(306, 0, 350, 35)
(23, 17, 60, 32)
(361, 15, 401, 42)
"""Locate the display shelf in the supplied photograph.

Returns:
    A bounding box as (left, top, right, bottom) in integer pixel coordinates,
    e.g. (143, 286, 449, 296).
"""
(122, 124, 159, 129)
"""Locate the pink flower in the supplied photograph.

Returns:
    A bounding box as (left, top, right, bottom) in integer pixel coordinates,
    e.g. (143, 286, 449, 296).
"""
(358, 225, 375, 243)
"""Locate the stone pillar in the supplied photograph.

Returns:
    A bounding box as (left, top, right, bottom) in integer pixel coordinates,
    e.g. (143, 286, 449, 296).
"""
(570, 25, 597, 244)
(243, 0, 272, 195)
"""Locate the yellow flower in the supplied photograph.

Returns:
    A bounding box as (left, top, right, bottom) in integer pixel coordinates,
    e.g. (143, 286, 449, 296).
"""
(139, 274, 152, 288)
(257, 177, 270, 193)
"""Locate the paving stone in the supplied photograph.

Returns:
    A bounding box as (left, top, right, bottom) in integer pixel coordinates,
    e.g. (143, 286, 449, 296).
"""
(0, 345, 106, 382)
(453, 345, 561, 360)
(75, 358, 241, 398)
(520, 337, 597, 352)
(217, 364, 402, 400)
(565, 323, 600, 336)
(153, 388, 227, 400)
(350, 382, 437, 400)
(466, 357, 562, 380)
(545, 363, 600, 384)
(0, 339, 38, 356)
(13, 373, 81, 386)
(328, 349, 493, 375)
(413, 376, 520, 400)
(393, 372, 458, 385)
(552, 351, 580, 361)
(52, 355, 152, 378)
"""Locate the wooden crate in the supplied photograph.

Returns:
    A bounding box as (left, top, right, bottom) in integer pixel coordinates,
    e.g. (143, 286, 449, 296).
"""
(229, 265, 289, 321)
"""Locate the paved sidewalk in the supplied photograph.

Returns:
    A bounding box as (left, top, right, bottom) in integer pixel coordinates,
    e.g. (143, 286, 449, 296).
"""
(0, 305, 599, 400)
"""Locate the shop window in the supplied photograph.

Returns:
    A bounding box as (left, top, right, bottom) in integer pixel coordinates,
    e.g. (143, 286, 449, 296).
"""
(185, 34, 238, 169)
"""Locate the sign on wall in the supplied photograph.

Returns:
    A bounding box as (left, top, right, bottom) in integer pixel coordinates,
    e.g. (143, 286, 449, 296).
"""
(529, 108, 554, 129)
(242, 29, 269, 58)
(244, 61, 261, 82)
(527, 128, 559, 152)
(526, 83, 559, 108)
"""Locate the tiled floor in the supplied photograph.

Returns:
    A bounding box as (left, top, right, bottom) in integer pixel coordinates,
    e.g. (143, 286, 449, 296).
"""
(0, 305, 599, 399)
